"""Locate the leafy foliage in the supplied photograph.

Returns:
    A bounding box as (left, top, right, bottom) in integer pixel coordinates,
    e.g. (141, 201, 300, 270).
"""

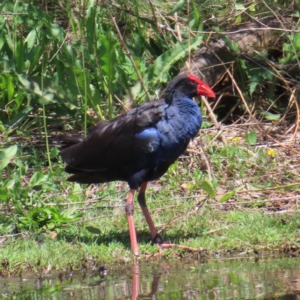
(245, 130, 257, 146)
(0, 145, 17, 170)
(0, 145, 80, 232)
(0, 0, 298, 133)
(0, 0, 210, 134)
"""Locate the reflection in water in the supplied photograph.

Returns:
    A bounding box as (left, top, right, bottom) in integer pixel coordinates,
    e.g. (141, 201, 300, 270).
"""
(1, 256, 300, 299)
(130, 263, 160, 300)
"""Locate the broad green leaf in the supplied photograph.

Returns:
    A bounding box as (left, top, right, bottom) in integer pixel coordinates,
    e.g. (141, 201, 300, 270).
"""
(48, 24, 65, 42)
(249, 68, 273, 95)
(148, 36, 203, 85)
(0, 145, 18, 170)
(293, 32, 300, 52)
(26, 4, 50, 27)
(229, 273, 240, 284)
(29, 171, 48, 187)
(16, 39, 24, 73)
(17, 74, 57, 105)
(245, 130, 257, 145)
(0, 74, 7, 89)
(219, 190, 236, 203)
(259, 111, 281, 121)
(0, 23, 5, 51)
(50, 147, 59, 158)
(168, 0, 186, 15)
(235, 3, 245, 10)
(201, 179, 215, 198)
(249, 4, 256, 11)
(97, 33, 118, 116)
(235, 15, 242, 23)
(131, 81, 141, 100)
(0, 188, 9, 201)
(72, 183, 82, 194)
(189, 4, 200, 30)
(2, 54, 16, 72)
(25, 26, 40, 50)
(7, 106, 33, 127)
(6, 75, 14, 101)
(62, 207, 81, 219)
(28, 44, 43, 74)
(57, 44, 76, 68)
(4, 28, 13, 53)
(98, 34, 117, 76)
(0, 2, 5, 12)
(86, 226, 101, 235)
(6, 178, 16, 189)
(38, 92, 56, 105)
(279, 43, 295, 63)
(249, 81, 258, 95)
(222, 35, 240, 54)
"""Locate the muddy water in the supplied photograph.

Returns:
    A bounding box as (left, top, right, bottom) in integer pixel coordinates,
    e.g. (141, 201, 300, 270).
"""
(1, 256, 300, 299)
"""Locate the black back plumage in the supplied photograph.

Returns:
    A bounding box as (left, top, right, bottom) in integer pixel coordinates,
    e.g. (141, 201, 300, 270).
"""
(60, 73, 214, 189)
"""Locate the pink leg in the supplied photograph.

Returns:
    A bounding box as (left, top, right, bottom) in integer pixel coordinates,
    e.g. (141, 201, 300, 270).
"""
(125, 189, 139, 256)
(137, 182, 158, 240)
(131, 263, 140, 300)
(138, 182, 200, 256)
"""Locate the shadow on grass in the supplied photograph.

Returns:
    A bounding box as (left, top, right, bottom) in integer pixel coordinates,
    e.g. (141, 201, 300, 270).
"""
(57, 227, 203, 250)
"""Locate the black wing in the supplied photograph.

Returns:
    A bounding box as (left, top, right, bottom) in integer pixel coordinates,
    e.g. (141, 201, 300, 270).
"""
(60, 98, 167, 175)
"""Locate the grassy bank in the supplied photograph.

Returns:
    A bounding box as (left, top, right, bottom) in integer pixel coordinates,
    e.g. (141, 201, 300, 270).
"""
(1, 0, 300, 274)
(1, 127, 300, 274)
(1, 209, 300, 274)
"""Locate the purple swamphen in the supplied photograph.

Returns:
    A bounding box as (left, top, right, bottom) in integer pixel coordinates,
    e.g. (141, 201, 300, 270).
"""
(60, 73, 215, 256)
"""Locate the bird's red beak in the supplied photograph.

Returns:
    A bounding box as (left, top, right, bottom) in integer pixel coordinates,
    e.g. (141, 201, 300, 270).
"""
(197, 83, 216, 98)
(187, 74, 215, 98)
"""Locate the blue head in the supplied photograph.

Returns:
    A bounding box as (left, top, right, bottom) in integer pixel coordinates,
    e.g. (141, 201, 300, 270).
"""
(164, 73, 215, 103)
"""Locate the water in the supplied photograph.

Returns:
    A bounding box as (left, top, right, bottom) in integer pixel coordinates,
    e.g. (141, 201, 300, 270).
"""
(1, 256, 300, 299)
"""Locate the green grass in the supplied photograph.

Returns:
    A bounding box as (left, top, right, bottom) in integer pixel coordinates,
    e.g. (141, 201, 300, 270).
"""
(0, 135, 299, 274)
(0, 207, 299, 274)
(0, 0, 299, 274)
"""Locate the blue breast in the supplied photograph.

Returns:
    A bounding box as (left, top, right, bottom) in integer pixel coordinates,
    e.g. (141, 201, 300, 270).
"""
(135, 97, 202, 166)
(160, 96, 201, 139)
